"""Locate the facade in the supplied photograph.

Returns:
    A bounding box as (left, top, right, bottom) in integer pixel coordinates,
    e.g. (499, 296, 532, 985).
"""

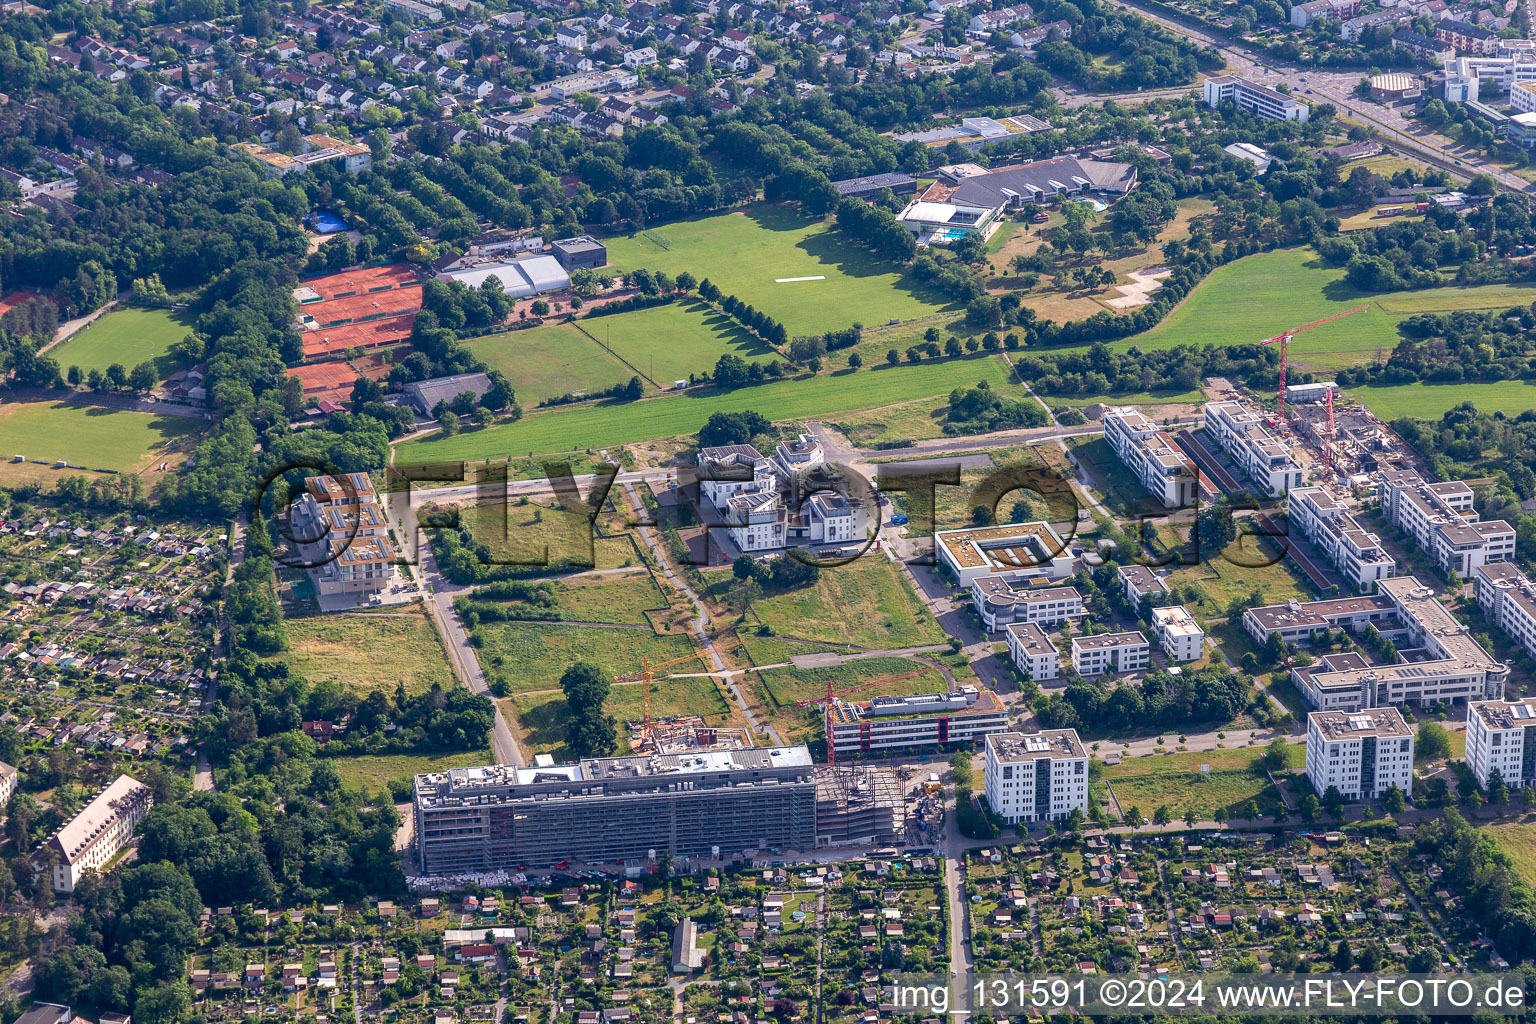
(0, 761, 15, 809)
(1305, 708, 1414, 800)
(1444, 54, 1536, 102)
(1512, 79, 1536, 112)
(36, 775, 153, 892)
(1435, 18, 1498, 54)
(1118, 563, 1170, 608)
(413, 748, 817, 873)
(699, 444, 776, 509)
(1393, 29, 1456, 63)
(1071, 631, 1150, 676)
(935, 521, 1075, 588)
(983, 730, 1089, 824)
(1151, 605, 1205, 662)
(1474, 562, 1536, 661)
(1006, 620, 1061, 681)
(969, 2, 1034, 31)
(1287, 486, 1397, 593)
(1203, 399, 1304, 497)
(971, 577, 1082, 632)
(1103, 406, 1198, 509)
(288, 473, 396, 600)
(828, 687, 1009, 759)
(1290, 0, 1359, 27)
(1248, 577, 1508, 711)
(724, 490, 787, 552)
(550, 235, 607, 270)
(1202, 75, 1310, 121)
(1466, 698, 1536, 789)
(772, 434, 826, 480)
(1342, 8, 1408, 40)
(1380, 469, 1515, 577)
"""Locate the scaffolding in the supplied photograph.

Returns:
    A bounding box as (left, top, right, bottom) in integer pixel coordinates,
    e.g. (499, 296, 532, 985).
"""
(814, 764, 904, 847)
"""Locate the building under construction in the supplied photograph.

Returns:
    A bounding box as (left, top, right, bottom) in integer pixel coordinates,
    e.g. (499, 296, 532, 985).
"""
(814, 764, 903, 847)
(627, 715, 752, 756)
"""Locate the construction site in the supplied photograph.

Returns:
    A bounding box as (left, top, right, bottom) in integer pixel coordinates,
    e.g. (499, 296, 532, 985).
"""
(813, 764, 904, 848)
(625, 715, 753, 756)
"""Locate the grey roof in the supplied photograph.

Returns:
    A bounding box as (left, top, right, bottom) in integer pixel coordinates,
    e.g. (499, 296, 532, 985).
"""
(405, 372, 493, 412)
(950, 156, 1137, 207)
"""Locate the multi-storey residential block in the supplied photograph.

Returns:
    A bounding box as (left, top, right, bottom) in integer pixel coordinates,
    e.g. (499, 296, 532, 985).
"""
(984, 730, 1088, 823)
(1071, 631, 1149, 676)
(1305, 708, 1413, 800)
(1103, 406, 1199, 509)
(699, 444, 776, 508)
(1287, 486, 1396, 593)
(1466, 697, 1536, 789)
(1290, 0, 1359, 27)
(0, 761, 15, 809)
(1118, 564, 1170, 608)
(1249, 577, 1507, 710)
(828, 687, 1009, 759)
(289, 473, 396, 602)
(1380, 470, 1514, 578)
(1203, 399, 1304, 497)
(413, 748, 817, 873)
(1474, 562, 1536, 660)
(35, 775, 153, 892)
(1151, 605, 1205, 662)
(935, 521, 1075, 587)
(789, 493, 858, 546)
(1436, 17, 1498, 54)
(723, 490, 786, 552)
(1006, 620, 1060, 681)
(971, 579, 1082, 632)
(772, 434, 825, 480)
(1202, 75, 1310, 121)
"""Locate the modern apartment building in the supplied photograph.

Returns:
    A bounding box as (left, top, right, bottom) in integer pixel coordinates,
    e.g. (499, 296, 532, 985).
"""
(1380, 470, 1515, 578)
(0, 761, 15, 809)
(1006, 620, 1061, 681)
(971, 578, 1082, 632)
(1473, 562, 1536, 661)
(35, 774, 153, 892)
(935, 521, 1075, 587)
(289, 473, 396, 600)
(1151, 605, 1205, 662)
(1249, 577, 1507, 711)
(772, 434, 826, 480)
(1305, 708, 1414, 800)
(698, 444, 777, 510)
(828, 687, 1009, 759)
(1287, 486, 1396, 593)
(413, 748, 817, 873)
(1202, 74, 1310, 121)
(1103, 406, 1199, 509)
(1466, 697, 1536, 789)
(1118, 564, 1170, 608)
(984, 730, 1089, 824)
(1071, 631, 1150, 676)
(1203, 399, 1304, 497)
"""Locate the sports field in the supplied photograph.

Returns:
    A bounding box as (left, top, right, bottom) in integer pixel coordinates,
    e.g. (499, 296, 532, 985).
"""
(1348, 381, 1536, 419)
(1127, 248, 1536, 370)
(470, 321, 634, 406)
(593, 299, 779, 382)
(602, 204, 955, 336)
(396, 354, 1015, 461)
(50, 308, 193, 380)
(0, 398, 200, 479)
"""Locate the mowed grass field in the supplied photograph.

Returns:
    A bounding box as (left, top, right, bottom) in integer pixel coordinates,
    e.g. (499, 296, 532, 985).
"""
(1487, 824, 1536, 884)
(397, 354, 1015, 461)
(282, 609, 456, 696)
(1349, 381, 1536, 419)
(602, 204, 955, 336)
(477, 620, 703, 695)
(50, 308, 192, 380)
(469, 321, 634, 406)
(595, 299, 779, 383)
(740, 555, 945, 649)
(0, 398, 200, 478)
(1127, 248, 1536, 370)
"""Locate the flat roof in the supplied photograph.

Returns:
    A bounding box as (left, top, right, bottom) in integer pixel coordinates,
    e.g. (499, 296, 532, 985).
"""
(987, 729, 1086, 761)
(936, 521, 1062, 570)
(1471, 698, 1536, 730)
(1308, 707, 1410, 741)
(1071, 630, 1148, 651)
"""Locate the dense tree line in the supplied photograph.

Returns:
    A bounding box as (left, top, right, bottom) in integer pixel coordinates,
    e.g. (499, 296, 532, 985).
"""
(1034, 663, 1259, 732)
(1414, 809, 1536, 964)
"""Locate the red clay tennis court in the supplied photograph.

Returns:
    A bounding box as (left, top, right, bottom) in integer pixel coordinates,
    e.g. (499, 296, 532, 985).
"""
(0, 291, 52, 317)
(290, 359, 358, 395)
(301, 313, 416, 358)
(299, 263, 421, 300)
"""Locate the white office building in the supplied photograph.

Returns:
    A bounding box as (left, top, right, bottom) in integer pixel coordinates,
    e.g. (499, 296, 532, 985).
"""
(1103, 406, 1199, 509)
(1006, 620, 1061, 681)
(1203, 399, 1304, 497)
(1288, 486, 1396, 593)
(935, 521, 1075, 588)
(984, 730, 1089, 823)
(971, 578, 1082, 632)
(1305, 708, 1414, 800)
(828, 687, 1009, 759)
(1466, 698, 1536, 789)
(1202, 74, 1310, 121)
(772, 434, 825, 480)
(1118, 564, 1170, 608)
(1071, 631, 1150, 676)
(1151, 605, 1205, 662)
(1474, 562, 1536, 661)
(1380, 470, 1515, 578)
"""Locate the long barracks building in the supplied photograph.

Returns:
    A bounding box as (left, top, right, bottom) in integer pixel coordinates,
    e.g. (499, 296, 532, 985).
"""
(413, 748, 816, 873)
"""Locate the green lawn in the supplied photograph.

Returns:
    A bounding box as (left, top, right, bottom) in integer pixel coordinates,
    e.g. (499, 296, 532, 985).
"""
(741, 556, 944, 649)
(548, 571, 672, 625)
(1487, 824, 1536, 884)
(282, 610, 456, 696)
(1126, 248, 1536, 370)
(50, 307, 192, 380)
(448, 499, 639, 570)
(328, 749, 491, 798)
(602, 204, 955, 336)
(1049, 389, 1203, 408)
(477, 620, 702, 694)
(1101, 744, 1301, 820)
(1349, 381, 1536, 420)
(469, 322, 634, 407)
(396, 354, 1014, 461)
(591, 299, 780, 384)
(0, 398, 199, 475)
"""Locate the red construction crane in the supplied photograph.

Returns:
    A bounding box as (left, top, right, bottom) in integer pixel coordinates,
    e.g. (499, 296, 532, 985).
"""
(1323, 385, 1337, 484)
(1259, 305, 1368, 425)
(797, 667, 936, 764)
